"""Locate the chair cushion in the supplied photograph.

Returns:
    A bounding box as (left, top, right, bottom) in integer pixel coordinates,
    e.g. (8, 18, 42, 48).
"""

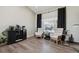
(50, 28, 63, 40)
(35, 32, 43, 37)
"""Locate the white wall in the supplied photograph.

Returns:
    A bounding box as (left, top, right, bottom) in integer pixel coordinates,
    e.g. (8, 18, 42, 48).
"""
(66, 6, 79, 30)
(66, 6, 79, 42)
(0, 6, 36, 38)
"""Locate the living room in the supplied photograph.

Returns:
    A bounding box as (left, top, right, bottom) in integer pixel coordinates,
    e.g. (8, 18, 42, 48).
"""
(0, 6, 79, 53)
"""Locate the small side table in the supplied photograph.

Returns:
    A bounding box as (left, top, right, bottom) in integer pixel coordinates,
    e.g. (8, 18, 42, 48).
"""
(44, 32, 50, 40)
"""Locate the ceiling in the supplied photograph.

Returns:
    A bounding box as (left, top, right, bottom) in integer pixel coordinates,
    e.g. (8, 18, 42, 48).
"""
(28, 6, 64, 14)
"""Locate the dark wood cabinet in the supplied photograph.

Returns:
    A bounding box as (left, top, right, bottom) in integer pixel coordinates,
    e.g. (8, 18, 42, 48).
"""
(7, 30, 27, 45)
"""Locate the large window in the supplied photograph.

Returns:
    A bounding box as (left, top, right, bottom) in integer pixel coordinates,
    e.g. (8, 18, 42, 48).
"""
(42, 10, 58, 30)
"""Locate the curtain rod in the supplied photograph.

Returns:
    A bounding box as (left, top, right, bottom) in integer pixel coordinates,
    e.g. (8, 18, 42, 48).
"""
(41, 9, 57, 14)
(37, 9, 57, 14)
(37, 7, 65, 14)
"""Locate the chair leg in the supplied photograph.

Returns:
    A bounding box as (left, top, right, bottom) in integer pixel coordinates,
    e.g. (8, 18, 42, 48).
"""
(60, 40, 64, 45)
(56, 40, 59, 44)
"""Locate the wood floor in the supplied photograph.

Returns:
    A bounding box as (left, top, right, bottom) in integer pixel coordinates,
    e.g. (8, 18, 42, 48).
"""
(0, 37, 78, 53)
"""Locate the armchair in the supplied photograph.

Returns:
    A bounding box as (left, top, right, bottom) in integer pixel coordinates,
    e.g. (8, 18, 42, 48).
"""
(50, 28, 64, 44)
(35, 28, 43, 38)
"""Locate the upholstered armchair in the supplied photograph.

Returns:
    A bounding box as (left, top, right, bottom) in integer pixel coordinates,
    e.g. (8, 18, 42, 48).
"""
(35, 28, 43, 38)
(50, 28, 64, 44)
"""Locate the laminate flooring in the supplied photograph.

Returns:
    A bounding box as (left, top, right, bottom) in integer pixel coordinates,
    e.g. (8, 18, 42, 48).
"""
(0, 37, 78, 53)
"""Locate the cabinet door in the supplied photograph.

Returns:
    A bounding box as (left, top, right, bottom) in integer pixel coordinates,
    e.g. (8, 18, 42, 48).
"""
(7, 31, 16, 44)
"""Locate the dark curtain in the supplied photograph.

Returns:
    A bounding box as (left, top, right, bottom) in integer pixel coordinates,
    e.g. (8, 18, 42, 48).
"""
(37, 14, 42, 28)
(57, 7, 66, 30)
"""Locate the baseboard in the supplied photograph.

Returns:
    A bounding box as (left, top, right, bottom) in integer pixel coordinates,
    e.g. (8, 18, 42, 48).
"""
(66, 41, 79, 45)
(27, 34, 34, 39)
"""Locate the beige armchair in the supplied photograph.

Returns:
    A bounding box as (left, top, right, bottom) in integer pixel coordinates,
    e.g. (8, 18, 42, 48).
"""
(35, 28, 43, 38)
(50, 28, 64, 44)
